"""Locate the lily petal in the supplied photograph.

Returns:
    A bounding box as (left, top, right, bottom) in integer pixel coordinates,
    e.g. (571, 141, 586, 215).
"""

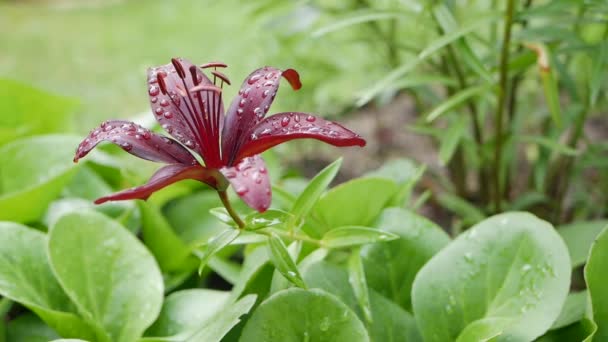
(95, 164, 219, 204)
(148, 58, 224, 165)
(74, 120, 197, 165)
(221, 67, 301, 165)
(234, 112, 366, 161)
(220, 155, 271, 212)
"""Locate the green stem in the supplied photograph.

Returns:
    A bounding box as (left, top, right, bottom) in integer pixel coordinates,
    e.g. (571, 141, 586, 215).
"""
(258, 229, 321, 246)
(493, 0, 516, 212)
(217, 190, 245, 229)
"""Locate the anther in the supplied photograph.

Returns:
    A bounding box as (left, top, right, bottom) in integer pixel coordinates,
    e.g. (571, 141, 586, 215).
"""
(189, 65, 200, 85)
(189, 84, 222, 94)
(211, 70, 231, 86)
(171, 58, 186, 79)
(157, 72, 168, 94)
(200, 62, 228, 69)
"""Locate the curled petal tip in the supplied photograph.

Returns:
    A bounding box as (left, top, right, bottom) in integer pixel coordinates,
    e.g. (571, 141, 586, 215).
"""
(282, 69, 301, 90)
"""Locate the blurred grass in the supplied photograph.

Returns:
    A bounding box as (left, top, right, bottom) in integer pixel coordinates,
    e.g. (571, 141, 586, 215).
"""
(0, 0, 290, 131)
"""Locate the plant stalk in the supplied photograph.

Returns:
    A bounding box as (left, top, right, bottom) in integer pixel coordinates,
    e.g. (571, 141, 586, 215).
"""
(493, 0, 517, 212)
(217, 190, 245, 229)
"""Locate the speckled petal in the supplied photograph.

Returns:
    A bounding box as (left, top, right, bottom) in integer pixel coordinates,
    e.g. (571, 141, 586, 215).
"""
(220, 155, 271, 212)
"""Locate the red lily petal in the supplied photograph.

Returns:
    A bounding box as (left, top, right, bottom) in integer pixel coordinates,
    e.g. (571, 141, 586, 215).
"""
(95, 164, 220, 204)
(221, 67, 301, 165)
(220, 155, 271, 213)
(234, 112, 366, 161)
(74, 120, 197, 165)
(148, 58, 224, 166)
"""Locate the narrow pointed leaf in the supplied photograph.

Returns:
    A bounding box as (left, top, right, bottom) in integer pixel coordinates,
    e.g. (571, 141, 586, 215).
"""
(289, 158, 342, 228)
(220, 155, 271, 212)
(235, 112, 365, 161)
(267, 233, 306, 288)
(244, 209, 292, 230)
(95, 164, 219, 204)
(74, 120, 196, 164)
(348, 248, 373, 324)
(312, 11, 408, 37)
(321, 226, 398, 248)
(197, 229, 240, 275)
(426, 84, 493, 122)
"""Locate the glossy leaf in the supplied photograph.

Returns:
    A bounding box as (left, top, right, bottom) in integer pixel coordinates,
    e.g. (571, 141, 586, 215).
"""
(0, 222, 94, 339)
(144, 289, 230, 339)
(49, 211, 164, 342)
(321, 226, 398, 249)
(186, 295, 256, 342)
(584, 225, 608, 340)
(267, 233, 306, 288)
(164, 191, 225, 246)
(239, 288, 369, 342)
(302, 261, 421, 342)
(0, 135, 80, 222)
(361, 208, 450, 310)
(412, 212, 571, 341)
(313, 177, 398, 233)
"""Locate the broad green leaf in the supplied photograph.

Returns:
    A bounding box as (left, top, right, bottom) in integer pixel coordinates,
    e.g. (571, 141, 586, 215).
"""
(239, 288, 369, 342)
(289, 158, 342, 228)
(558, 220, 608, 268)
(365, 158, 425, 206)
(362, 208, 450, 310)
(412, 212, 571, 342)
(229, 246, 273, 302)
(0, 135, 80, 222)
(49, 211, 164, 342)
(207, 256, 241, 285)
(302, 261, 421, 342)
(267, 233, 306, 288)
(186, 295, 256, 342)
(426, 84, 493, 122)
(584, 225, 608, 340)
(138, 201, 196, 272)
(551, 291, 588, 330)
(0, 78, 78, 145)
(348, 249, 372, 324)
(0, 222, 94, 339)
(313, 11, 407, 37)
(7, 313, 59, 342)
(321, 226, 398, 249)
(197, 229, 240, 274)
(144, 289, 230, 339)
(313, 177, 397, 233)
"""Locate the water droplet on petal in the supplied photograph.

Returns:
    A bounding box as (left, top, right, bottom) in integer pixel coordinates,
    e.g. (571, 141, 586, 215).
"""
(248, 74, 262, 84)
(280, 116, 290, 127)
(237, 108, 244, 116)
(260, 128, 272, 135)
(164, 111, 174, 119)
(160, 99, 170, 107)
(306, 115, 316, 122)
(224, 170, 237, 179)
(259, 166, 267, 174)
(148, 85, 159, 96)
(185, 140, 195, 148)
(239, 98, 247, 108)
(254, 107, 263, 118)
(262, 89, 270, 98)
(151, 97, 158, 103)
(243, 87, 251, 98)
(91, 129, 100, 137)
(236, 186, 249, 196)
(265, 72, 275, 79)
(122, 142, 133, 151)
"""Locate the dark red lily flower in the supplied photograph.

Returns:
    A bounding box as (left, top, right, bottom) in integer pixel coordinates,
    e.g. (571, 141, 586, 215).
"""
(74, 58, 365, 212)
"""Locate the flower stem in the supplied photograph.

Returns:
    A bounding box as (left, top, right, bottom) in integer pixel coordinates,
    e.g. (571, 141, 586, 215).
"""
(493, 0, 516, 213)
(217, 190, 245, 229)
